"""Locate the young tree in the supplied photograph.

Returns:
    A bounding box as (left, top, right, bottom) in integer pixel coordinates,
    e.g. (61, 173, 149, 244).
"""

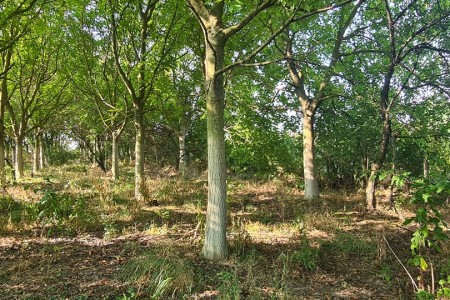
(361, 0, 450, 210)
(284, 0, 363, 199)
(186, 0, 294, 260)
(6, 25, 68, 179)
(108, 0, 177, 199)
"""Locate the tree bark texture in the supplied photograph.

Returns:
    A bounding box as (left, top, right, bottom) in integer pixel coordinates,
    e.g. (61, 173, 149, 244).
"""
(0, 47, 12, 184)
(178, 128, 188, 177)
(202, 29, 228, 261)
(423, 158, 429, 178)
(134, 106, 145, 201)
(112, 131, 120, 180)
(302, 108, 319, 200)
(14, 137, 24, 180)
(33, 130, 41, 175)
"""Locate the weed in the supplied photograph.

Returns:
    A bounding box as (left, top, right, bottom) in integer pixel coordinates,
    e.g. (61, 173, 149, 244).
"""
(103, 221, 119, 239)
(319, 232, 376, 259)
(290, 237, 318, 271)
(155, 209, 172, 224)
(218, 270, 241, 300)
(117, 248, 194, 299)
(276, 253, 290, 300)
(230, 215, 252, 256)
(379, 264, 392, 283)
(116, 288, 137, 300)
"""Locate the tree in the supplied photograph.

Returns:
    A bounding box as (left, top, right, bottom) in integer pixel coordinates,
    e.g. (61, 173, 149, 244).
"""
(284, 0, 362, 199)
(186, 0, 288, 260)
(64, 2, 130, 179)
(358, 0, 450, 210)
(0, 0, 43, 182)
(108, 0, 177, 199)
(5, 20, 68, 179)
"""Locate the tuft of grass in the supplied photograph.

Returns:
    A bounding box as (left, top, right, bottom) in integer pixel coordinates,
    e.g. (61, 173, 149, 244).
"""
(117, 247, 195, 299)
(319, 232, 377, 259)
(217, 270, 242, 300)
(290, 237, 319, 271)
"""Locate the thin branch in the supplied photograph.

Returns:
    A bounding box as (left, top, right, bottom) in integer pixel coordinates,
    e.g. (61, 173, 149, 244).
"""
(383, 235, 419, 292)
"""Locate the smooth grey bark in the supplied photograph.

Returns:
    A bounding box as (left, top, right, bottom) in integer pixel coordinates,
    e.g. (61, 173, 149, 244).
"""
(39, 135, 44, 169)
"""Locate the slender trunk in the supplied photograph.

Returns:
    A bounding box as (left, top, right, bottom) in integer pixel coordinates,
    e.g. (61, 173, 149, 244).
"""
(366, 167, 378, 209)
(134, 105, 145, 201)
(33, 130, 41, 175)
(423, 158, 429, 178)
(178, 128, 188, 177)
(302, 110, 319, 199)
(112, 131, 120, 180)
(202, 34, 228, 261)
(39, 135, 44, 169)
(0, 47, 12, 185)
(366, 110, 392, 210)
(14, 137, 24, 180)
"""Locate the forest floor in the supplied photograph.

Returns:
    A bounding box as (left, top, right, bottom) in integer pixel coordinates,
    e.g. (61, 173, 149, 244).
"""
(0, 163, 448, 299)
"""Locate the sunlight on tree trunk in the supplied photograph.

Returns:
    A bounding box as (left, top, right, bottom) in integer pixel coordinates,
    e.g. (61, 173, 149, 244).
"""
(423, 158, 429, 178)
(202, 35, 228, 261)
(302, 112, 319, 200)
(112, 132, 120, 180)
(0, 47, 12, 185)
(33, 130, 41, 175)
(366, 166, 378, 210)
(178, 128, 188, 177)
(134, 106, 145, 201)
(14, 138, 24, 180)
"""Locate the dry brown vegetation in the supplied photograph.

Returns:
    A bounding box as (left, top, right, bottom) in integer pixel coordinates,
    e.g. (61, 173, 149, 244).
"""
(0, 163, 448, 299)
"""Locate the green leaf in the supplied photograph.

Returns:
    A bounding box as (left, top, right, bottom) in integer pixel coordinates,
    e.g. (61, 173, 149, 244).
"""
(422, 193, 431, 202)
(419, 257, 428, 270)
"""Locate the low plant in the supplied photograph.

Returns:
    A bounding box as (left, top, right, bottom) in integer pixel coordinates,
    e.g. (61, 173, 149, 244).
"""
(117, 248, 194, 299)
(217, 270, 241, 300)
(319, 232, 376, 259)
(290, 237, 318, 271)
(402, 177, 450, 299)
(36, 191, 96, 233)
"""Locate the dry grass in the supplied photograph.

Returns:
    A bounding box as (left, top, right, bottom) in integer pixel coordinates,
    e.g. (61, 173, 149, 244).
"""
(0, 163, 448, 299)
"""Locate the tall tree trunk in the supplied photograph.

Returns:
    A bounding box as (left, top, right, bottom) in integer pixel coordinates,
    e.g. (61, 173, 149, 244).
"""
(423, 158, 429, 178)
(33, 130, 41, 175)
(134, 105, 145, 201)
(39, 135, 45, 169)
(366, 104, 392, 210)
(111, 130, 120, 180)
(14, 137, 24, 180)
(178, 127, 188, 177)
(0, 47, 12, 185)
(202, 33, 228, 261)
(302, 109, 319, 199)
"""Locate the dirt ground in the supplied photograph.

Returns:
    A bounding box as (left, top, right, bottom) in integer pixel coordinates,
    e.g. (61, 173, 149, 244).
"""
(0, 179, 442, 299)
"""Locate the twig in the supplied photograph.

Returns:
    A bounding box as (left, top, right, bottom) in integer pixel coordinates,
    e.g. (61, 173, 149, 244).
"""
(431, 262, 435, 294)
(383, 235, 419, 291)
(396, 224, 415, 233)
